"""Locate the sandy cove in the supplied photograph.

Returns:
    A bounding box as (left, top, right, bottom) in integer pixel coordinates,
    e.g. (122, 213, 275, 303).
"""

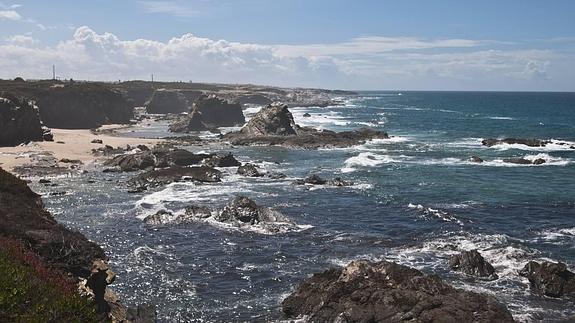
(0, 125, 162, 172)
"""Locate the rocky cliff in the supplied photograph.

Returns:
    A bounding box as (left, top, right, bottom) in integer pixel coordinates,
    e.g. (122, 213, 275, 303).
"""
(0, 93, 47, 147)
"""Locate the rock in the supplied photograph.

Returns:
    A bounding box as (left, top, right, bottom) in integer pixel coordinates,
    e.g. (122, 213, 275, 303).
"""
(503, 158, 546, 165)
(202, 153, 241, 167)
(143, 206, 213, 225)
(532, 158, 546, 165)
(302, 174, 327, 185)
(327, 177, 354, 187)
(282, 260, 514, 323)
(105, 148, 213, 171)
(39, 179, 51, 184)
(519, 261, 575, 298)
(145, 89, 190, 114)
(448, 250, 498, 280)
(184, 205, 212, 219)
(105, 150, 156, 172)
(153, 148, 211, 167)
(240, 102, 298, 136)
(469, 156, 484, 163)
(303, 112, 311, 117)
(169, 95, 244, 132)
(126, 304, 157, 323)
(293, 175, 353, 187)
(128, 166, 222, 189)
(91, 139, 103, 144)
(36, 83, 133, 129)
(0, 93, 45, 146)
(482, 138, 551, 147)
(142, 210, 174, 225)
(59, 158, 82, 164)
(215, 196, 286, 225)
(237, 163, 262, 177)
(42, 126, 53, 141)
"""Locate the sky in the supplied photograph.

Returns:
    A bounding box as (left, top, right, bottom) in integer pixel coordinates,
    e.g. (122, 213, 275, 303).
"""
(1, 0, 574, 91)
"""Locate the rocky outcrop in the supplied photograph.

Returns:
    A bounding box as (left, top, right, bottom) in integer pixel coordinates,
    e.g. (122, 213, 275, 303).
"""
(482, 138, 551, 148)
(143, 206, 213, 225)
(0, 93, 46, 147)
(145, 89, 190, 114)
(36, 83, 134, 129)
(214, 196, 287, 225)
(519, 261, 575, 298)
(202, 153, 241, 167)
(292, 175, 354, 187)
(128, 166, 222, 190)
(282, 260, 514, 322)
(237, 163, 262, 177)
(449, 250, 498, 280)
(225, 103, 389, 149)
(503, 158, 546, 165)
(0, 167, 129, 319)
(169, 95, 245, 132)
(240, 103, 298, 136)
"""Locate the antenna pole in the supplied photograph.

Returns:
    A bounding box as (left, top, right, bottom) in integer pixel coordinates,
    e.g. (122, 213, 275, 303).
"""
(52, 65, 55, 80)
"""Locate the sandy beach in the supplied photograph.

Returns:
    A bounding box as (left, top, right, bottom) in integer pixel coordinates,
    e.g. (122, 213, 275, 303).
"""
(0, 126, 161, 172)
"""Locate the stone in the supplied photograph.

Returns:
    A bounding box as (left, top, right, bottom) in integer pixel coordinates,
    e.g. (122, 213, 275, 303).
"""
(448, 250, 498, 280)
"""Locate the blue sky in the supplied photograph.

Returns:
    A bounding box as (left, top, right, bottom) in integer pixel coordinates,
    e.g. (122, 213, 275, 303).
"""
(1, 0, 574, 91)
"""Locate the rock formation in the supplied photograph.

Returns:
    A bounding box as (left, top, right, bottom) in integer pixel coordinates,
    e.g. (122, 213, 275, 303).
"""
(214, 196, 287, 225)
(128, 166, 222, 190)
(169, 95, 245, 132)
(282, 260, 514, 322)
(145, 89, 190, 114)
(482, 138, 551, 147)
(519, 261, 575, 298)
(448, 250, 498, 280)
(0, 93, 45, 147)
(240, 103, 298, 136)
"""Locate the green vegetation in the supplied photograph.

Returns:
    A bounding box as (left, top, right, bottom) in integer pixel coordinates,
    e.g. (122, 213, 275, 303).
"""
(0, 238, 105, 322)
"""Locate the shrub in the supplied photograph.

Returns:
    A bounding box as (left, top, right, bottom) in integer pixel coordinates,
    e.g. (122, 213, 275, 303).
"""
(0, 237, 106, 322)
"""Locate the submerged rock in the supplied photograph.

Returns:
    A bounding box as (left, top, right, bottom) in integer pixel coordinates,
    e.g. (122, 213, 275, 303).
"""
(482, 138, 551, 147)
(0, 93, 45, 146)
(503, 158, 546, 165)
(519, 261, 575, 298)
(292, 175, 353, 187)
(469, 155, 484, 163)
(282, 260, 514, 322)
(129, 166, 222, 189)
(237, 163, 262, 177)
(448, 250, 498, 280)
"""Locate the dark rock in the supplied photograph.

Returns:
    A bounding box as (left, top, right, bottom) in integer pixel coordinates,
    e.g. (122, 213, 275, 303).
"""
(59, 158, 82, 164)
(448, 250, 498, 280)
(169, 95, 244, 132)
(184, 205, 212, 219)
(39, 179, 51, 184)
(267, 172, 287, 179)
(215, 196, 285, 225)
(142, 210, 174, 225)
(303, 112, 311, 117)
(0, 93, 45, 146)
(282, 260, 514, 323)
(469, 156, 484, 163)
(105, 150, 156, 172)
(36, 84, 133, 129)
(503, 158, 546, 165)
(482, 138, 551, 147)
(153, 148, 211, 167)
(532, 158, 546, 165)
(125, 304, 157, 323)
(42, 126, 54, 141)
(293, 175, 352, 187)
(202, 153, 241, 167)
(143, 206, 213, 225)
(145, 89, 189, 114)
(91, 139, 103, 144)
(303, 174, 326, 185)
(237, 163, 262, 177)
(129, 166, 222, 189)
(240, 103, 298, 136)
(519, 261, 575, 298)
(327, 177, 354, 187)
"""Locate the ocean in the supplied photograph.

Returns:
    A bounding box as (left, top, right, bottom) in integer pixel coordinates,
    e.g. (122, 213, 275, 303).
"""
(32, 91, 575, 322)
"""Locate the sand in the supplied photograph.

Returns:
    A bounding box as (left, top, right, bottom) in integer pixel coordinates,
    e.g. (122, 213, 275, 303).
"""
(0, 126, 162, 172)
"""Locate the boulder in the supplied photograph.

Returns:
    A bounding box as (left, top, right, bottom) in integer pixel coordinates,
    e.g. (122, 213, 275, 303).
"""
(128, 166, 222, 189)
(519, 261, 575, 298)
(214, 196, 286, 225)
(36, 83, 133, 129)
(145, 89, 189, 114)
(448, 250, 498, 280)
(303, 112, 311, 117)
(202, 153, 241, 167)
(105, 150, 156, 171)
(469, 156, 484, 163)
(282, 260, 514, 322)
(0, 93, 45, 146)
(237, 163, 262, 177)
(153, 148, 211, 167)
(240, 103, 298, 136)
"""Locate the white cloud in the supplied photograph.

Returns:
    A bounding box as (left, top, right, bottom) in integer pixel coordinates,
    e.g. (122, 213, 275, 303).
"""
(0, 9, 21, 20)
(4, 34, 37, 46)
(0, 26, 572, 91)
(138, 1, 199, 17)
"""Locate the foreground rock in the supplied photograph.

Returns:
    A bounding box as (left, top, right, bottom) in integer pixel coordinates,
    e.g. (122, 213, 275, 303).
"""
(449, 250, 498, 280)
(225, 103, 388, 149)
(282, 260, 514, 322)
(0, 93, 46, 146)
(519, 261, 575, 298)
(128, 166, 222, 189)
(169, 95, 245, 132)
(0, 167, 154, 321)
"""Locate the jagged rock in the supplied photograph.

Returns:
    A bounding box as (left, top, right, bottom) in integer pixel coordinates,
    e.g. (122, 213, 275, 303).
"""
(282, 260, 514, 323)
(237, 163, 262, 177)
(482, 138, 551, 147)
(303, 112, 311, 117)
(202, 153, 241, 167)
(36, 83, 133, 129)
(448, 250, 498, 280)
(128, 166, 222, 189)
(0, 93, 45, 146)
(105, 150, 156, 172)
(214, 196, 286, 225)
(153, 148, 211, 168)
(143, 206, 213, 225)
(169, 95, 244, 132)
(519, 261, 575, 298)
(184, 205, 212, 219)
(240, 103, 298, 136)
(105, 148, 214, 171)
(469, 156, 484, 163)
(145, 89, 189, 114)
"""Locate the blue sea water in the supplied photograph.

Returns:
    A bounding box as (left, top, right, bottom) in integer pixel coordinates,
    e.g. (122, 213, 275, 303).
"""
(35, 91, 575, 322)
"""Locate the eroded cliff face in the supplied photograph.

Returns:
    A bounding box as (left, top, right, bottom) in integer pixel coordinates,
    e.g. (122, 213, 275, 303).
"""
(0, 93, 45, 147)
(36, 84, 134, 129)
